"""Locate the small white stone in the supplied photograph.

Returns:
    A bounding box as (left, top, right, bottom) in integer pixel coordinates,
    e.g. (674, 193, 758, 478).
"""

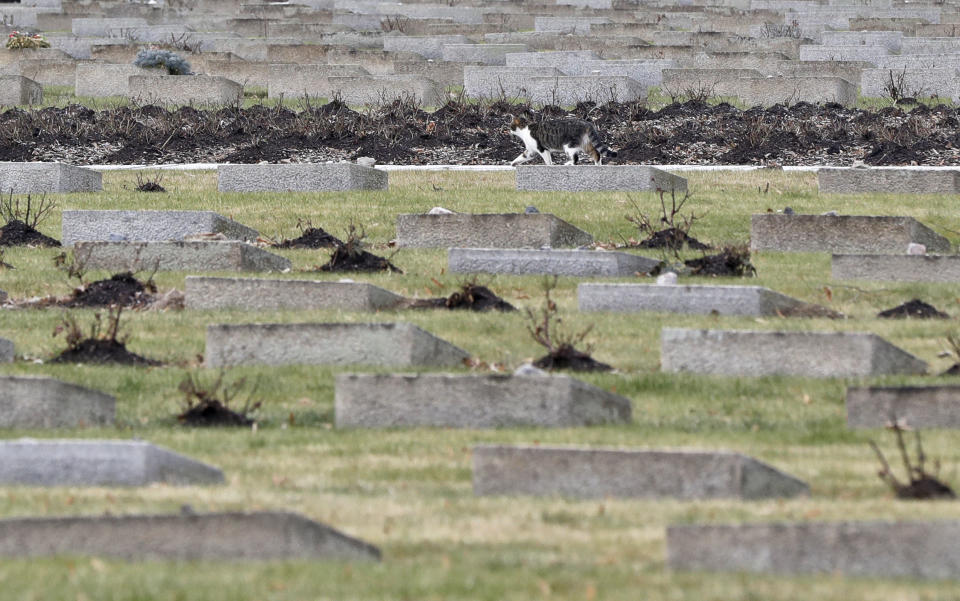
(427, 207, 454, 215)
(513, 363, 548, 376)
(656, 272, 678, 285)
(356, 156, 376, 167)
(907, 243, 926, 255)
(821, 210, 839, 216)
(338, 278, 355, 283)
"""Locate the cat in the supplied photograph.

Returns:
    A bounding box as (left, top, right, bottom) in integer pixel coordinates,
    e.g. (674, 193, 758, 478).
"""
(507, 114, 617, 166)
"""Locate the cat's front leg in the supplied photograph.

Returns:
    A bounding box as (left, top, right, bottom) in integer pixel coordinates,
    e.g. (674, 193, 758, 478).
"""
(540, 151, 553, 165)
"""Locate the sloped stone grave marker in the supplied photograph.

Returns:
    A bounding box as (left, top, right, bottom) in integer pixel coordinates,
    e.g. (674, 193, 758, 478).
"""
(751, 214, 950, 253)
(185, 277, 404, 311)
(62, 210, 259, 246)
(473, 445, 809, 500)
(206, 323, 468, 368)
(0, 75, 42, 105)
(397, 213, 593, 248)
(579, 284, 823, 316)
(832, 254, 960, 282)
(449, 248, 659, 277)
(847, 385, 960, 429)
(661, 328, 927, 378)
(218, 163, 388, 192)
(0, 439, 224, 486)
(0, 162, 101, 194)
(335, 373, 632, 428)
(73, 241, 291, 272)
(515, 166, 685, 192)
(0, 338, 12, 363)
(0, 512, 380, 561)
(819, 168, 960, 194)
(0, 376, 115, 428)
(668, 521, 960, 581)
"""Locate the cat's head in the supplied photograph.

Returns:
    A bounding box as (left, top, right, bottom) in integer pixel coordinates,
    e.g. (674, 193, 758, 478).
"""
(506, 113, 531, 135)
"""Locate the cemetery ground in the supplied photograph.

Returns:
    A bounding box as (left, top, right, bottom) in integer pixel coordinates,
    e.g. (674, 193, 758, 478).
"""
(3, 168, 960, 599)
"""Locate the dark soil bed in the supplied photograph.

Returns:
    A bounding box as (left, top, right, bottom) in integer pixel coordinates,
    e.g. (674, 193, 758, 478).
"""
(276, 226, 343, 249)
(178, 400, 255, 427)
(409, 284, 515, 312)
(877, 299, 949, 319)
(636, 228, 711, 251)
(533, 346, 613, 372)
(684, 247, 757, 277)
(317, 246, 402, 273)
(51, 339, 161, 366)
(66, 272, 154, 308)
(0, 220, 60, 247)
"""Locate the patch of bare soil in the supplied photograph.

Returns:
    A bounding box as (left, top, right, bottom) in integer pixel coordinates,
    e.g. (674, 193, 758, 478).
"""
(178, 400, 254, 427)
(877, 299, 949, 319)
(51, 339, 161, 366)
(408, 284, 516, 312)
(66, 272, 155, 308)
(275, 226, 343, 249)
(317, 245, 402, 273)
(684, 246, 757, 277)
(533, 346, 613, 372)
(0, 220, 60, 247)
(636, 228, 711, 251)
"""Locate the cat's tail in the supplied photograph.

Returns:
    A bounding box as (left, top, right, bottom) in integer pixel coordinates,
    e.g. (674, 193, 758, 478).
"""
(588, 128, 618, 160)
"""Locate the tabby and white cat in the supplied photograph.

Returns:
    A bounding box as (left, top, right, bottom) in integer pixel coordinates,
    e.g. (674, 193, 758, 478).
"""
(507, 114, 617, 166)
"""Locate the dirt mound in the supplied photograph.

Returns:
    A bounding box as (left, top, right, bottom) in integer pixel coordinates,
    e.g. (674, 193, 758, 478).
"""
(276, 226, 343, 249)
(637, 228, 711, 251)
(877, 299, 949, 319)
(0, 220, 60, 247)
(533, 346, 613, 372)
(409, 284, 516, 312)
(684, 247, 757, 277)
(51, 339, 161, 366)
(178, 400, 254, 427)
(66, 272, 154, 308)
(318, 246, 402, 273)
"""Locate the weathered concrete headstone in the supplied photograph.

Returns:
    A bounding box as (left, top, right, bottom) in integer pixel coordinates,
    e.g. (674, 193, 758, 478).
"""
(847, 385, 960, 428)
(397, 213, 593, 248)
(185, 277, 404, 311)
(668, 521, 960, 581)
(0, 511, 380, 561)
(449, 248, 659, 277)
(661, 328, 927, 378)
(335, 374, 632, 428)
(128, 75, 243, 106)
(516, 165, 686, 192)
(218, 163, 387, 192)
(74, 63, 142, 97)
(206, 323, 468, 368)
(579, 284, 819, 316)
(0, 162, 102, 193)
(0, 337, 12, 363)
(750, 214, 950, 253)
(0, 75, 43, 105)
(62, 211, 259, 245)
(832, 254, 960, 282)
(0, 439, 224, 486)
(441, 43, 528, 65)
(0, 376, 115, 428)
(73, 241, 290, 272)
(819, 168, 960, 194)
(473, 445, 809, 499)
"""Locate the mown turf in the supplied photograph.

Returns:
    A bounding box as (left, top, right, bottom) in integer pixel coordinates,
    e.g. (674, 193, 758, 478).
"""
(1, 168, 960, 599)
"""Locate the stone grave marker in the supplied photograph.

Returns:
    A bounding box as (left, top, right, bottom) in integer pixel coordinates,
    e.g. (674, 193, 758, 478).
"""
(0, 376, 115, 428)
(526, 76, 647, 105)
(0, 439, 224, 486)
(0, 511, 380, 561)
(185, 277, 404, 311)
(668, 521, 960, 581)
(750, 214, 950, 253)
(335, 373, 632, 429)
(449, 248, 660, 277)
(661, 328, 927, 378)
(73, 241, 290, 273)
(833, 254, 960, 282)
(472, 445, 809, 500)
(396, 213, 593, 248)
(0, 75, 43, 105)
(0, 289, 7, 303)
(847, 385, 960, 428)
(819, 168, 960, 194)
(75, 63, 144, 97)
(218, 163, 387, 192)
(0, 162, 102, 194)
(0, 338, 12, 363)
(62, 210, 259, 246)
(128, 75, 243, 106)
(579, 284, 824, 317)
(206, 322, 468, 368)
(516, 165, 686, 192)
(441, 43, 529, 65)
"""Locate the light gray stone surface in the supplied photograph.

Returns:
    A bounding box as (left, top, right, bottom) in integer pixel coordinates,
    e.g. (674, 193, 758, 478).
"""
(74, 63, 143, 97)
(206, 322, 469, 368)
(847, 385, 960, 428)
(0, 75, 42, 105)
(128, 75, 243, 106)
(516, 165, 686, 192)
(0, 376, 115, 428)
(218, 163, 387, 192)
(265, 64, 371, 98)
(750, 214, 950, 253)
(668, 521, 960, 580)
(861, 68, 960, 100)
(833, 254, 960, 282)
(473, 445, 809, 500)
(579, 284, 814, 316)
(819, 168, 960, 194)
(441, 43, 528, 65)
(335, 374, 632, 428)
(0, 511, 380, 561)
(0, 337, 12, 363)
(526, 76, 646, 104)
(449, 248, 659, 277)
(463, 66, 564, 98)
(185, 276, 404, 311)
(736, 75, 858, 106)
(62, 210, 259, 246)
(396, 213, 593, 248)
(72, 241, 291, 272)
(72, 17, 148, 36)
(0, 439, 224, 486)
(383, 35, 470, 59)
(798, 44, 890, 65)
(661, 328, 927, 378)
(504, 50, 600, 72)
(0, 162, 101, 193)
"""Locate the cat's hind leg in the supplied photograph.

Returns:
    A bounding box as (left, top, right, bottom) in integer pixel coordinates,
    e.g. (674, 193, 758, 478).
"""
(539, 150, 553, 165)
(511, 151, 533, 166)
(583, 142, 602, 165)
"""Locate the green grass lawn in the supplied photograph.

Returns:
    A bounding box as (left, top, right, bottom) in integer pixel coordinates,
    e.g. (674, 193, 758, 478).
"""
(2, 168, 960, 600)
